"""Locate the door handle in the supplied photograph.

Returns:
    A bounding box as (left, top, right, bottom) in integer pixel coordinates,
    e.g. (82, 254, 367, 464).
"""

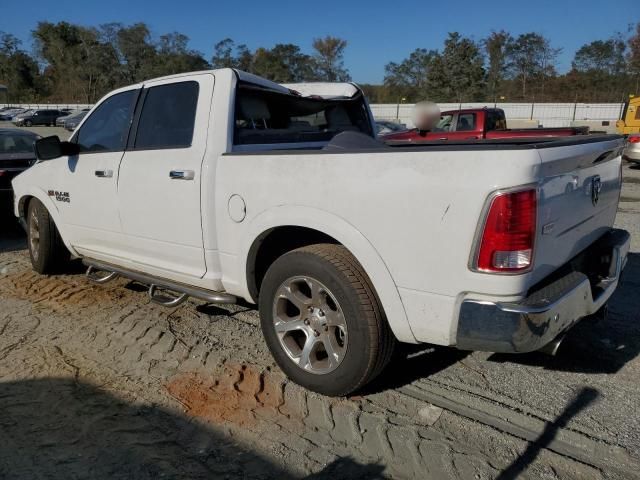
(169, 170, 195, 180)
(95, 169, 113, 178)
(438, 137, 448, 141)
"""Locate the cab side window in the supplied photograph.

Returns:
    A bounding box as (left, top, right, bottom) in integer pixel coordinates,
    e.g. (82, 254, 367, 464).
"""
(457, 113, 476, 131)
(133, 81, 199, 150)
(75, 90, 137, 153)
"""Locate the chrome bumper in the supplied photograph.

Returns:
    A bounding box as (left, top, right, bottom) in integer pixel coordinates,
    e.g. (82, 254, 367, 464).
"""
(456, 228, 630, 353)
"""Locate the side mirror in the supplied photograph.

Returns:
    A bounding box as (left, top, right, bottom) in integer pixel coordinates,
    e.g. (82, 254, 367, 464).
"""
(34, 136, 80, 161)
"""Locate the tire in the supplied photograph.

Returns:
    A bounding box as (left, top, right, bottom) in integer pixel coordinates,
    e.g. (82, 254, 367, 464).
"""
(24, 120, 32, 127)
(27, 199, 70, 274)
(259, 244, 395, 396)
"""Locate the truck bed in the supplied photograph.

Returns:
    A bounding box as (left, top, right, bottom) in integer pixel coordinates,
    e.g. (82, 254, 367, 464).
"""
(220, 134, 625, 344)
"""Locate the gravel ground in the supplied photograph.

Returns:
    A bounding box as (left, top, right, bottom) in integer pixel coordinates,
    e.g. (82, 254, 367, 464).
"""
(0, 132, 638, 479)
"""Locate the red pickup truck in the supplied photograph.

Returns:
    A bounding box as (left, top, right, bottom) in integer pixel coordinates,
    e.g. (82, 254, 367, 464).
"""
(381, 107, 589, 142)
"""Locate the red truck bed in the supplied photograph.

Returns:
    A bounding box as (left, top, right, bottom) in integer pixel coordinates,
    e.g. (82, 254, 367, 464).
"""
(381, 107, 589, 142)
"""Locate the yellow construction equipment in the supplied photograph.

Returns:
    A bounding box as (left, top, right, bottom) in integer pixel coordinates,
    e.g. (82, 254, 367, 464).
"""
(617, 95, 640, 134)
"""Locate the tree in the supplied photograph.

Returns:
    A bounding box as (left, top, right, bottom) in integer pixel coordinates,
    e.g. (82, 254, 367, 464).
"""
(154, 32, 208, 77)
(428, 32, 486, 102)
(384, 48, 439, 101)
(484, 30, 512, 101)
(116, 23, 157, 83)
(33, 22, 116, 102)
(211, 38, 237, 68)
(506, 33, 560, 100)
(0, 33, 41, 102)
(628, 23, 640, 93)
(211, 38, 253, 71)
(571, 37, 627, 101)
(251, 44, 314, 82)
(311, 36, 350, 81)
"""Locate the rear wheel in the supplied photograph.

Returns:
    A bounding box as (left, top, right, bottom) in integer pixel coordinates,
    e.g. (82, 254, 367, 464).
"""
(259, 244, 395, 396)
(27, 199, 69, 274)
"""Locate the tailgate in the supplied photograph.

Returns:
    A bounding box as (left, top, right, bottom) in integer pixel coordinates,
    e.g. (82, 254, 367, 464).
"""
(531, 136, 625, 284)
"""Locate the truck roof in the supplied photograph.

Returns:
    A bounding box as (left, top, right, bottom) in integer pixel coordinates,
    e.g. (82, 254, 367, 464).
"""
(138, 68, 360, 99)
(441, 107, 503, 115)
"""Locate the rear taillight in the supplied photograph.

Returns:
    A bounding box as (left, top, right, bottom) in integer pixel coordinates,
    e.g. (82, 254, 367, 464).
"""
(629, 135, 640, 143)
(475, 188, 537, 272)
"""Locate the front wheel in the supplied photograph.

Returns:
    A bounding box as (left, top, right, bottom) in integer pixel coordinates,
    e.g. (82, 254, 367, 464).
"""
(24, 120, 32, 127)
(27, 199, 70, 274)
(259, 244, 395, 396)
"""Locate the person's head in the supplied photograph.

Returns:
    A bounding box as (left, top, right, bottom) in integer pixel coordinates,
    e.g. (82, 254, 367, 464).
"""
(412, 101, 440, 131)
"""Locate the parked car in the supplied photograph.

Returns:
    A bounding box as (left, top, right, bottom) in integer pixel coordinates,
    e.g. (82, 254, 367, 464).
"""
(13, 109, 67, 127)
(375, 120, 407, 136)
(623, 134, 640, 164)
(382, 107, 589, 142)
(58, 111, 88, 130)
(0, 108, 27, 121)
(12, 69, 630, 396)
(0, 128, 39, 196)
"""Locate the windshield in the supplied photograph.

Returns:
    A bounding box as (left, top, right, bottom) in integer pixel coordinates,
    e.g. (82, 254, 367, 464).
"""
(432, 115, 453, 132)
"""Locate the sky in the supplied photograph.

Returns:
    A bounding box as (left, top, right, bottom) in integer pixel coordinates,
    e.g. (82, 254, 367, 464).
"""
(0, 0, 638, 83)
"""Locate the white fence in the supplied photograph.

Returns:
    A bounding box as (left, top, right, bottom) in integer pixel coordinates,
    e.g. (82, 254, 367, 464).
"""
(1, 103, 94, 111)
(370, 102, 625, 129)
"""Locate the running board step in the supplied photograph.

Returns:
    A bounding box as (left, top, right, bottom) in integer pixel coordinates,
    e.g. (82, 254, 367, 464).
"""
(148, 285, 189, 307)
(86, 265, 119, 284)
(82, 259, 236, 306)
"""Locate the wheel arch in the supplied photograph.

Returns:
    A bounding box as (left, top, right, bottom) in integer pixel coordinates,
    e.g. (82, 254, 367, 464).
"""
(16, 190, 78, 256)
(237, 206, 416, 343)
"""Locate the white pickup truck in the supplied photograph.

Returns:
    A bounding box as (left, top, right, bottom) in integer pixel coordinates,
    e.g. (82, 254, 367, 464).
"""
(12, 69, 630, 396)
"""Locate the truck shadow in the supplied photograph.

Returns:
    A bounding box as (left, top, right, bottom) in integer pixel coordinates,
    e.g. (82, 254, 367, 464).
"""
(362, 345, 470, 394)
(488, 252, 640, 374)
(0, 377, 386, 479)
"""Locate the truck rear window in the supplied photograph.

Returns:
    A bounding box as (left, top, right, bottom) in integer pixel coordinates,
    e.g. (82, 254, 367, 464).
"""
(234, 84, 372, 145)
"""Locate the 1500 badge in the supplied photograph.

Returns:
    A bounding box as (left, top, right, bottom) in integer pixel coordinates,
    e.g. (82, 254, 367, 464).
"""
(48, 190, 71, 203)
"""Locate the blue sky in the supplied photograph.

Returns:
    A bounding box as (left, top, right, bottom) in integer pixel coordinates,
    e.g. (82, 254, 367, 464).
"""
(1, 0, 637, 83)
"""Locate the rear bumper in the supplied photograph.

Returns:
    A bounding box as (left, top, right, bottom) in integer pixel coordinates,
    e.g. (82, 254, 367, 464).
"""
(456, 228, 630, 353)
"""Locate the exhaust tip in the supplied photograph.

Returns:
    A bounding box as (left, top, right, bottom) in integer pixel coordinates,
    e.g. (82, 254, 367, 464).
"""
(538, 334, 566, 356)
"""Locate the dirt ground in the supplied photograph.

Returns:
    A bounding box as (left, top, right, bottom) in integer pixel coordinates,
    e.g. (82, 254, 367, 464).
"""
(0, 129, 639, 479)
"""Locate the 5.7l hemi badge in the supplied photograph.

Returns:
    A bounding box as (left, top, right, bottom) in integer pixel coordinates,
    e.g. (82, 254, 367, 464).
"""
(48, 190, 71, 203)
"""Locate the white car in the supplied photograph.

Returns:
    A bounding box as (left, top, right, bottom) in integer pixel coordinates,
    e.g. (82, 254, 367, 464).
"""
(12, 69, 630, 395)
(623, 134, 640, 164)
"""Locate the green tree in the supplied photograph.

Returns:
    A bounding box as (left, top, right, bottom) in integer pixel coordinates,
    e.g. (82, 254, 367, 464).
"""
(154, 32, 209, 77)
(571, 37, 627, 101)
(252, 44, 314, 82)
(33, 21, 121, 102)
(628, 23, 640, 94)
(384, 48, 439, 101)
(506, 32, 561, 100)
(115, 23, 157, 83)
(311, 36, 350, 81)
(0, 33, 41, 102)
(428, 32, 486, 102)
(484, 30, 512, 101)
